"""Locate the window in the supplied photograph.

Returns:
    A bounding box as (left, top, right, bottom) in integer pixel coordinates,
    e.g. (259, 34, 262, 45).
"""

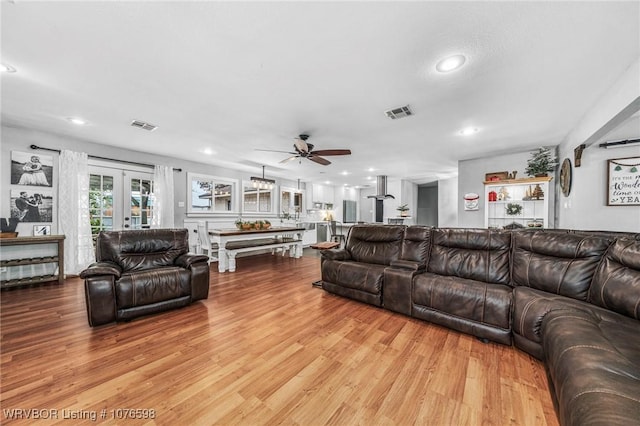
(188, 173, 238, 215)
(89, 173, 114, 234)
(128, 175, 154, 229)
(243, 183, 274, 213)
(280, 187, 303, 218)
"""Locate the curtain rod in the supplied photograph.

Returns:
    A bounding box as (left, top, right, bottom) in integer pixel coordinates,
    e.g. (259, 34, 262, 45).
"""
(598, 138, 640, 149)
(29, 145, 183, 172)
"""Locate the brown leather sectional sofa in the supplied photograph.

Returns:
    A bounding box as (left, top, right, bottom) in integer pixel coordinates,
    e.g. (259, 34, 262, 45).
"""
(80, 229, 210, 326)
(320, 225, 640, 426)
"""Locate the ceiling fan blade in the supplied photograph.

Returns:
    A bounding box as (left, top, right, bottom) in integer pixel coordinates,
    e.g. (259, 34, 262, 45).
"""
(255, 149, 296, 154)
(309, 155, 331, 166)
(311, 149, 352, 156)
(279, 155, 299, 164)
(294, 138, 309, 153)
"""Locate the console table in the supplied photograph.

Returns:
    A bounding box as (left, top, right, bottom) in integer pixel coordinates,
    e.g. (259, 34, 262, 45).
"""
(0, 235, 65, 289)
(209, 227, 304, 273)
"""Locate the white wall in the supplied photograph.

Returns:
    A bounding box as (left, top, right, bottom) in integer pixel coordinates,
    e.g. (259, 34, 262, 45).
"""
(438, 176, 458, 227)
(556, 58, 640, 232)
(1, 125, 302, 235)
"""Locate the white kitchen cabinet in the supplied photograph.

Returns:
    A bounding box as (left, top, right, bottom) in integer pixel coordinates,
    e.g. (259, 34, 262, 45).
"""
(312, 184, 334, 204)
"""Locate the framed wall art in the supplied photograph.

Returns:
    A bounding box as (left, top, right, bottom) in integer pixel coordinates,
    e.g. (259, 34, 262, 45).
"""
(607, 156, 640, 206)
(9, 189, 54, 222)
(10, 151, 54, 187)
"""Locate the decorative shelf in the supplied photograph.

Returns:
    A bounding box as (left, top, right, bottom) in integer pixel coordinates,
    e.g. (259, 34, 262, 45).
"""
(0, 235, 65, 289)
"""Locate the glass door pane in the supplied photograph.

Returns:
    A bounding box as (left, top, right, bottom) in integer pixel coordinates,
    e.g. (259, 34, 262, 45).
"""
(125, 173, 154, 230)
(88, 166, 122, 233)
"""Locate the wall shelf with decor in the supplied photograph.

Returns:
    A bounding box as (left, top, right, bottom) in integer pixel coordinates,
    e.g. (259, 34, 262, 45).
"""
(484, 177, 552, 229)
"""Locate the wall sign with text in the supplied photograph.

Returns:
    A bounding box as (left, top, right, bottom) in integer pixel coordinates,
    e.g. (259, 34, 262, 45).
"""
(607, 156, 640, 206)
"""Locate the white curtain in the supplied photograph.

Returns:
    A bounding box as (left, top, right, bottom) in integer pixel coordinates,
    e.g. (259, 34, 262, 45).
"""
(152, 165, 175, 228)
(58, 150, 95, 275)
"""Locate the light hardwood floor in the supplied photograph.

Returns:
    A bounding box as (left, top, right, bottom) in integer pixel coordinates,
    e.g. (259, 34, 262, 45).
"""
(1, 254, 559, 425)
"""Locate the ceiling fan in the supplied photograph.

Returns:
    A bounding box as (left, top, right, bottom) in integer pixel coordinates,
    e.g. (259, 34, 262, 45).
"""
(256, 134, 351, 166)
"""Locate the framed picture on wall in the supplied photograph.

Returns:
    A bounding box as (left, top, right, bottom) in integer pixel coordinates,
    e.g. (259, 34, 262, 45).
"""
(9, 189, 54, 223)
(607, 156, 640, 206)
(10, 151, 54, 187)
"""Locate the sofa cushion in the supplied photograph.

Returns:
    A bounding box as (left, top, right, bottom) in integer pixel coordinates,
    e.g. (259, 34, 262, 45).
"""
(413, 272, 512, 330)
(321, 260, 386, 296)
(589, 238, 640, 319)
(345, 225, 404, 266)
(115, 267, 191, 309)
(511, 231, 612, 300)
(543, 308, 640, 426)
(427, 228, 511, 285)
(97, 229, 189, 272)
(400, 226, 431, 265)
(512, 286, 626, 360)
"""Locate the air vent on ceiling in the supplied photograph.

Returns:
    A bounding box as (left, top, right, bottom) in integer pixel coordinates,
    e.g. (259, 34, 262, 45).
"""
(384, 105, 413, 120)
(130, 120, 158, 131)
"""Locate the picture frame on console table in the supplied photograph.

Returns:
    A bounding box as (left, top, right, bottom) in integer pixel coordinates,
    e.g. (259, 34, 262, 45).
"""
(607, 156, 640, 206)
(33, 225, 51, 236)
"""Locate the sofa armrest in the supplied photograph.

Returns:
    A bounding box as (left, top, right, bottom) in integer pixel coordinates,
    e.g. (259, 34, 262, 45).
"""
(321, 249, 351, 261)
(390, 259, 425, 272)
(176, 253, 210, 268)
(84, 276, 117, 327)
(79, 261, 122, 279)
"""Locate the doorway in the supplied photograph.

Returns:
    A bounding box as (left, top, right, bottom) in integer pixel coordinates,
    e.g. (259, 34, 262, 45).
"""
(417, 182, 438, 226)
(88, 164, 155, 234)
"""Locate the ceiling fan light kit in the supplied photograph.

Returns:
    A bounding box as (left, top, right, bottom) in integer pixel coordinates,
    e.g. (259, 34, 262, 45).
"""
(257, 134, 352, 166)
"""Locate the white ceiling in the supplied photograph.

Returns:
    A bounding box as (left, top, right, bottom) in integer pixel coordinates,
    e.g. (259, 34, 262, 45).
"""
(2, 1, 639, 187)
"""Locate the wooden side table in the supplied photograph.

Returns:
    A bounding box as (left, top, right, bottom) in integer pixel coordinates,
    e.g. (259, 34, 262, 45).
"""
(310, 241, 340, 287)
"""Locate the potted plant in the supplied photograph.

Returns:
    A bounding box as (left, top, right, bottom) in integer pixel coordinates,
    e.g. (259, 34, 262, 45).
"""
(235, 218, 243, 230)
(396, 204, 410, 217)
(263, 220, 271, 229)
(241, 221, 253, 230)
(525, 147, 558, 177)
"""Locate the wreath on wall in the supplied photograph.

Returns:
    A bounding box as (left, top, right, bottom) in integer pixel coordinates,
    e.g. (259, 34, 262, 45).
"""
(506, 203, 523, 216)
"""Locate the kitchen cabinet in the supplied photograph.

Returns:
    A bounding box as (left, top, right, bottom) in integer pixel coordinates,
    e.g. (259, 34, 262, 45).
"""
(302, 228, 317, 246)
(484, 177, 552, 229)
(312, 184, 334, 205)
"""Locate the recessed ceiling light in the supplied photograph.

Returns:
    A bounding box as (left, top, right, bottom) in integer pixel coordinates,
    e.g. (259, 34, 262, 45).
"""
(325, 180, 331, 185)
(341, 171, 349, 175)
(203, 148, 216, 155)
(459, 127, 479, 136)
(367, 167, 375, 172)
(67, 117, 88, 126)
(1, 63, 17, 73)
(436, 55, 466, 73)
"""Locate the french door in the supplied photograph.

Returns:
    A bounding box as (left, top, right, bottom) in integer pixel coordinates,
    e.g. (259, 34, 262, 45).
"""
(89, 165, 154, 234)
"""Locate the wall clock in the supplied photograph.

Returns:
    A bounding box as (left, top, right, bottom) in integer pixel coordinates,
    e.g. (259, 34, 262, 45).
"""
(560, 158, 572, 196)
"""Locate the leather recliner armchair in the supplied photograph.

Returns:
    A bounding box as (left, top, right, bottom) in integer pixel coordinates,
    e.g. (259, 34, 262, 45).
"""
(80, 229, 210, 326)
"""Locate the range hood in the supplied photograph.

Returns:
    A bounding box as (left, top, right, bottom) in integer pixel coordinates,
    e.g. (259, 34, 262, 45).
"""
(367, 175, 395, 200)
